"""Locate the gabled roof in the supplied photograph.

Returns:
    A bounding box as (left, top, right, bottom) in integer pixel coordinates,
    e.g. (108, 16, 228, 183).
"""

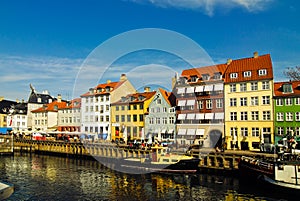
(31, 100, 67, 113)
(59, 98, 81, 109)
(80, 81, 125, 97)
(274, 81, 300, 97)
(111, 91, 156, 105)
(181, 64, 227, 82)
(224, 54, 273, 83)
(13, 102, 28, 114)
(158, 88, 176, 106)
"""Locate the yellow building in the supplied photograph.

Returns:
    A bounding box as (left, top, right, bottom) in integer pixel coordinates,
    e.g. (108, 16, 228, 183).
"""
(110, 87, 155, 142)
(224, 52, 274, 151)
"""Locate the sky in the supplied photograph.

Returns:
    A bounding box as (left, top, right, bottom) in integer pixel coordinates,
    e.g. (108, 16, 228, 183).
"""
(1, 0, 300, 101)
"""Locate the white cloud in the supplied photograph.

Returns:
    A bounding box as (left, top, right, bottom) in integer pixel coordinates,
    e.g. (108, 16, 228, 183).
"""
(130, 0, 273, 16)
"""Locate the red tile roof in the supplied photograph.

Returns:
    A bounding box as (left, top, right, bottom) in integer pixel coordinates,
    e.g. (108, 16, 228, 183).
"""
(80, 81, 125, 97)
(159, 88, 175, 106)
(32, 100, 67, 113)
(181, 64, 227, 82)
(224, 54, 273, 83)
(274, 81, 300, 97)
(60, 98, 81, 109)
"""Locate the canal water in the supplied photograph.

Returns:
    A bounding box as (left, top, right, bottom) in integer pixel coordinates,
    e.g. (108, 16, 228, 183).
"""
(0, 153, 293, 201)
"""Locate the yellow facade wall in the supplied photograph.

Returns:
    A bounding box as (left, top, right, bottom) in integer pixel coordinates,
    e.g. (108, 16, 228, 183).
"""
(224, 80, 274, 150)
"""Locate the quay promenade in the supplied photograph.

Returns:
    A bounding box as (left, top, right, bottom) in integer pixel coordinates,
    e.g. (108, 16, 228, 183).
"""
(12, 139, 277, 174)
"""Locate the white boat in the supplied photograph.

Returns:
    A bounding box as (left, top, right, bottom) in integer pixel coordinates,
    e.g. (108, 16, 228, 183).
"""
(0, 181, 14, 200)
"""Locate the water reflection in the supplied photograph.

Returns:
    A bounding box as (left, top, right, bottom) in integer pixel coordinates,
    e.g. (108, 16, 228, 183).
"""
(0, 154, 291, 201)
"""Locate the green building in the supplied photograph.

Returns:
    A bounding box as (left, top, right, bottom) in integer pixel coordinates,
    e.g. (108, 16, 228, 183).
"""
(273, 81, 300, 145)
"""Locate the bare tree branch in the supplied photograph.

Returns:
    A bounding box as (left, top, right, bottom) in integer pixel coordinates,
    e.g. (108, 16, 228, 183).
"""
(284, 66, 300, 81)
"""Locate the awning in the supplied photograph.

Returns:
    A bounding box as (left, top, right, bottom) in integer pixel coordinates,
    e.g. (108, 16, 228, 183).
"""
(186, 99, 195, 106)
(195, 86, 204, 92)
(195, 113, 205, 120)
(0, 127, 12, 134)
(178, 113, 186, 120)
(186, 113, 195, 120)
(177, 129, 186, 135)
(196, 129, 205, 136)
(215, 113, 224, 119)
(177, 87, 185, 94)
(205, 113, 214, 119)
(187, 129, 196, 135)
(178, 100, 186, 106)
(168, 129, 174, 134)
(204, 85, 214, 92)
(185, 87, 194, 93)
(214, 84, 223, 91)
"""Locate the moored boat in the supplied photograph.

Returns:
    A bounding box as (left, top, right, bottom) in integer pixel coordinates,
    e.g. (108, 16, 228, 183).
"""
(0, 181, 14, 200)
(238, 154, 300, 191)
(120, 145, 200, 174)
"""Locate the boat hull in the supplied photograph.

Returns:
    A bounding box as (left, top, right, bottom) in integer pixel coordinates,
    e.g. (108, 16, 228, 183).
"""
(0, 182, 14, 200)
(120, 158, 200, 174)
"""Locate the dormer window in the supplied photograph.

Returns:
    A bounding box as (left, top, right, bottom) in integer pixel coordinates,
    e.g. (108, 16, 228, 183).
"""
(130, 96, 135, 101)
(190, 76, 198, 82)
(258, 69, 267, 76)
(202, 74, 210, 81)
(178, 77, 187, 85)
(213, 73, 222, 80)
(54, 105, 58, 110)
(138, 95, 145, 101)
(97, 88, 101, 93)
(37, 98, 42, 103)
(243, 71, 251, 77)
(105, 87, 110, 92)
(157, 99, 162, 104)
(121, 96, 127, 102)
(282, 84, 293, 93)
(89, 88, 94, 94)
(230, 73, 238, 79)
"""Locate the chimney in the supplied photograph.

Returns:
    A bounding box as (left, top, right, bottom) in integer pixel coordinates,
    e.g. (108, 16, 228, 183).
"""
(107, 80, 111, 84)
(0, 96, 4, 101)
(227, 58, 232, 65)
(144, 86, 151, 92)
(253, 51, 258, 58)
(16, 99, 19, 103)
(120, 74, 127, 81)
(57, 94, 62, 103)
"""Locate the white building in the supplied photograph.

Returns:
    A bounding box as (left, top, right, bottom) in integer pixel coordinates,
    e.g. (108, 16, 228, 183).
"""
(80, 74, 135, 140)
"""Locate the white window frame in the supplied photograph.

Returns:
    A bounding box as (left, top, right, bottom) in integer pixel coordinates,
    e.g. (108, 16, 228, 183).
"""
(258, 69, 267, 76)
(276, 99, 283, 106)
(243, 71, 251, 77)
(276, 112, 284, 121)
(251, 82, 258, 91)
(286, 112, 293, 121)
(230, 98, 237, 107)
(230, 84, 236, 92)
(230, 73, 238, 79)
(250, 97, 259, 106)
(285, 98, 293, 106)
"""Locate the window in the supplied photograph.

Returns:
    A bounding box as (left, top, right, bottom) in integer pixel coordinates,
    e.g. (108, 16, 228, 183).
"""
(213, 73, 222, 80)
(250, 97, 259, 106)
(216, 99, 223, 108)
(251, 82, 258, 91)
(198, 100, 203, 109)
(157, 99, 162, 104)
(276, 99, 283, 106)
(276, 112, 284, 121)
(230, 98, 237, 107)
(116, 106, 119, 111)
(286, 112, 293, 121)
(252, 128, 259, 137)
(251, 111, 259, 120)
(230, 73, 238, 79)
(190, 76, 198, 82)
(128, 105, 131, 110)
(106, 105, 109, 111)
(206, 100, 212, 109)
(296, 127, 300, 136)
(262, 96, 270, 105)
(285, 98, 292, 106)
(156, 117, 161, 124)
(263, 111, 271, 120)
(282, 84, 293, 93)
(121, 115, 125, 122)
(296, 112, 300, 121)
(202, 74, 210, 80)
(262, 81, 270, 90)
(258, 69, 267, 76)
(243, 71, 251, 77)
(240, 83, 247, 92)
(241, 127, 248, 137)
(295, 98, 300, 105)
(163, 107, 167, 112)
(169, 107, 175, 113)
(169, 117, 175, 124)
(121, 105, 125, 111)
(85, 106, 88, 112)
(230, 112, 237, 121)
(277, 127, 284, 135)
(149, 117, 153, 124)
(162, 117, 167, 124)
(127, 115, 131, 122)
(230, 84, 236, 92)
(139, 114, 144, 122)
(240, 97, 247, 106)
(230, 127, 238, 138)
(90, 106, 93, 112)
(133, 105, 137, 110)
(133, 115, 137, 122)
(156, 107, 161, 112)
(286, 127, 294, 135)
(240, 111, 248, 120)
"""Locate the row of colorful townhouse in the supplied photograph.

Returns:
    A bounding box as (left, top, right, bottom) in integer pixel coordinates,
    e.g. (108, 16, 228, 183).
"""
(1, 52, 299, 151)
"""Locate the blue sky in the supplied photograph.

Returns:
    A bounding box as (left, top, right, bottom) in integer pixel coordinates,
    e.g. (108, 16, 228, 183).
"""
(1, 0, 300, 100)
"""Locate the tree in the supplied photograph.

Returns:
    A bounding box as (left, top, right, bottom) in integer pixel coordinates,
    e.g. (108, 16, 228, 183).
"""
(284, 66, 300, 81)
